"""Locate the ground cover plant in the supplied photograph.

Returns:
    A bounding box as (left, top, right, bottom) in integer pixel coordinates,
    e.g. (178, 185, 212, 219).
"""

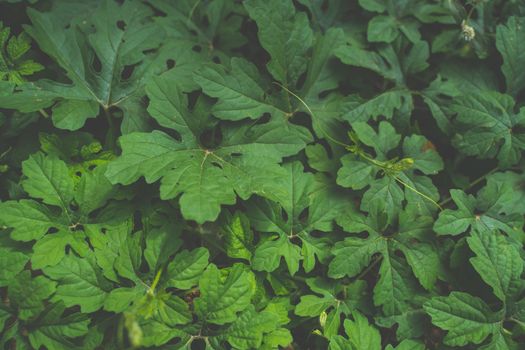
(0, 0, 525, 349)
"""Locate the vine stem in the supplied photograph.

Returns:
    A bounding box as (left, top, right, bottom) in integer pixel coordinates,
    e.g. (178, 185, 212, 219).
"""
(148, 269, 162, 295)
(395, 176, 443, 211)
(187, 0, 203, 23)
(272, 82, 349, 148)
(38, 109, 49, 118)
(0, 146, 11, 160)
(276, 82, 442, 211)
(438, 167, 499, 207)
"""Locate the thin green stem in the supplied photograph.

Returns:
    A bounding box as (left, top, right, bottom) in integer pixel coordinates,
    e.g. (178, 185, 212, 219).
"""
(0, 146, 11, 160)
(187, 0, 202, 23)
(148, 269, 162, 295)
(395, 176, 443, 211)
(273, 82, 350, 148)
(39, 109, 49, 118)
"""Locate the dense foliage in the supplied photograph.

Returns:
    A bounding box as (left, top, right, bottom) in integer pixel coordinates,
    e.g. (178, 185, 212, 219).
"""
(1, 0, 525, 349)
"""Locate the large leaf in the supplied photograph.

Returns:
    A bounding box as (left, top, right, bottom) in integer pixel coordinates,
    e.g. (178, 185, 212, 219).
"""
(0, 0, 166, 132)
(424, 292, 502, 347)
(467, 230, 524, 302)
(106, 119, 310, 223)
(244, 0, 313, 86)
(43, 253, 112, 313)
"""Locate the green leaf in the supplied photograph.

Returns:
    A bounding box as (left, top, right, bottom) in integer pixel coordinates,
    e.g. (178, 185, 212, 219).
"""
(336, 39, 428, 86)
(424, 292, 502, 346)
(352, 121, 401, 157)
(434, 190, 476, 235)
(221, 211, 254, 261)
(74, 163, 116, 217)
(194, 264, 254, 325)
(331, 209, 435, 314)
(144, 224, 182, 273)
(496, 17, 525, 96)
(8, 271, 56, 320)
(329, 236, 384, 279)
(252, 235, 302, 275)
(343, 311, 382, 350)
(0, 24, 43, 83)
(0, 237, 29, 287)
(0, 0, 166, 132)
(295, 294, 337, 317)
(374, 246, 416, 315)
(113, 230, 143, 284)
(0, 199, 63, 241)
(31, 230, 88, 269)
(361, 176, 404, 222)
(167, 248, 209, 289)
(451, 91, 525, 166)
(397, 238, 438, 291)
(301, 28, 345, 100)
(224, 305, 276, 349)
(103, 287, 143, 313)
(358, 0, 385, 12)
(328, 311, 382, 350)
(368, 15, 399, 43)
(27, 303, 90, 350)
(341, 90, 408, 123)
(51, 100, 99, 131)
(43, 253, 112, 313)
(106, 108, 310, 222)
(194, 58, 289, 121)
(403, 135, 443, 175)
(385, 339, 425, 350)
(337, 157, 375, 190)
(21, 153, 74, 211)
(467, 230, 524, 302)
(244, 0, 313, 85)
(434, 188, 524, 238)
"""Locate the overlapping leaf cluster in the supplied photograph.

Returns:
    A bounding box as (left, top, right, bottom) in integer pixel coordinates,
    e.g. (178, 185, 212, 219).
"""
(1, 0, 525, 349)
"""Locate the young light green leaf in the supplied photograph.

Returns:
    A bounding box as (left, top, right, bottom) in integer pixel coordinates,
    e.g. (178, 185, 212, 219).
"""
(221, 211, 253, 261)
